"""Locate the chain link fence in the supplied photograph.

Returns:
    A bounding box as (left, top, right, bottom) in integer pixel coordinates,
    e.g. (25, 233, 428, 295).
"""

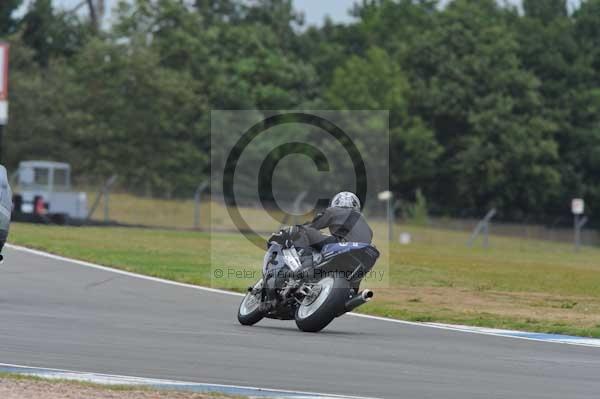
(78, 182, 600, 251)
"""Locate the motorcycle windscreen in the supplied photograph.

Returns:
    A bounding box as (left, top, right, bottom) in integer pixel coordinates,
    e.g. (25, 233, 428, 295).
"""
(263, 243, 283, 275)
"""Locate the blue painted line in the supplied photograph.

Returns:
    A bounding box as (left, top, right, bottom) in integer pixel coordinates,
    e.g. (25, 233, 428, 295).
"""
(506, 333, 577, 339)
(0, 363, 379, 399)
(423, 323, 600, 347)
(494, 331, 595, 342)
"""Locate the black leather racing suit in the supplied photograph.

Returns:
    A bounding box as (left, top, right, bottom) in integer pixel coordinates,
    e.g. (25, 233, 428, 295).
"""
(297, 207, 373, 251)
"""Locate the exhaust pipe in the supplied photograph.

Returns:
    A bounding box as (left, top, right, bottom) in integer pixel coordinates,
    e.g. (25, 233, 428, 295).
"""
(345, 289, 373, 312)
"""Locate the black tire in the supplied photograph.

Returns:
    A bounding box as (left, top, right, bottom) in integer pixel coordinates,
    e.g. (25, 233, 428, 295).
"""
(237, 279, 265, 326)
(295, 276, 350, 332)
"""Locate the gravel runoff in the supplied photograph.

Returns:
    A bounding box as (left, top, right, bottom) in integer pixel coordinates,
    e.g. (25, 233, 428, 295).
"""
(0, 377, 240, 399)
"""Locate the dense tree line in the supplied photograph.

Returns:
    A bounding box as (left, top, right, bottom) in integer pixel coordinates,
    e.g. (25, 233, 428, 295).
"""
(1, 0, 600, 221)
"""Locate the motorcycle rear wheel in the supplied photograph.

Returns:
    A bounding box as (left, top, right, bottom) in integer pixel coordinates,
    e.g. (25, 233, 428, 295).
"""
(238, 279, 265, 326)
(295, 276, 349, 332)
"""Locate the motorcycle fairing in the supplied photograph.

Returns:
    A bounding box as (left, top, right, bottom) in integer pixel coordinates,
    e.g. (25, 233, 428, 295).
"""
(321, 242, 378, 260)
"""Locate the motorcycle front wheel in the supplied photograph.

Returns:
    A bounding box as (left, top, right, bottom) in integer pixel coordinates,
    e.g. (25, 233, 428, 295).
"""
(237, 279, 265, 326)
(295, 276, 350, 332)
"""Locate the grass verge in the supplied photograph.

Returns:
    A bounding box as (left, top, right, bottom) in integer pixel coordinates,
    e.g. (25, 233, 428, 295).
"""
(8, 222, 600, 337)
(0, 372, 245, 398)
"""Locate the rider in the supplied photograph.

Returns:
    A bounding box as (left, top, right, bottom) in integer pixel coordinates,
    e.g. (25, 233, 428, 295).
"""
(292, 191, 373, 251)
(261, 192, 373, 309)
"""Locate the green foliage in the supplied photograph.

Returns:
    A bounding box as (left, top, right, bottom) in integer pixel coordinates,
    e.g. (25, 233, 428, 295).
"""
(22, 0, 90, 66)
(70, 38, 205, 196)
(327, 47, 442, 192)
(5, 39, 85, 168)
(406, 0, 560, 216)
(523, 0, 567, 23)
(0, 0, 22, 36)
(328, 47, 407, 111)
(3, 0, 600, 221)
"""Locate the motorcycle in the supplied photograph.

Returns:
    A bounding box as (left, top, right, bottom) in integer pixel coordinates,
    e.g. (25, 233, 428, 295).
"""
(237, 228, 379, 332)
(0, 165, 12, 263)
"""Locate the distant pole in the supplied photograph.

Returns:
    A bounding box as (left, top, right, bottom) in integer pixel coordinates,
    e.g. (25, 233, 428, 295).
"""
(103, 175, 118, 223)
(388, 201, 394, 241)
(468, 208, 496, 248)
(574, 215, 588, 252)
(483, 220, 489, 248)
(86, 175, 118, 221)
(378, 191, 394, 242)
(571, 198, 586, 252)
(104, 188, 110, 223)
(574, 214, 579, 251)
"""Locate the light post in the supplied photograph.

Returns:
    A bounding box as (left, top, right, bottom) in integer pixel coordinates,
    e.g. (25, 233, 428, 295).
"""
(378, 190, 393, 242)
(571, 198, 587, 252)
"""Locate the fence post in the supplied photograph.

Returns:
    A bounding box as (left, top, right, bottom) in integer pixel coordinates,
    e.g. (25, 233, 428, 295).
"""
(571, 199, 587, 251)
(378, 191, 394, 242)
(574, 215, 588, 252)
(104, 188, 110, 223)
(468, 208, 496, 248)
(87, 175, 118, 222)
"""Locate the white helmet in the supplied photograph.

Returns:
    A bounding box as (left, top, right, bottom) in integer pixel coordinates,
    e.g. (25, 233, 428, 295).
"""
(331, 191, 361, 211)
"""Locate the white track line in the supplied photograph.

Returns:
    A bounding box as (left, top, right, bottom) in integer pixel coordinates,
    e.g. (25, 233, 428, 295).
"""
(347, 313, 600, 348)
(0, 362, 379, 399)
(6, 243, 600, 348)
(6, 243, 243, 297)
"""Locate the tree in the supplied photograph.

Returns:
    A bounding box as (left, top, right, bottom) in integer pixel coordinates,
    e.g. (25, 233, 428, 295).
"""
(523, 0, 567, 24)
(327, 47, 442, 195)
(574, 0, 600, 54)
(296, 20, 362, 93)
(242, 0, 303, 47)
(351, 0, 437, 57)
(515, 4, 592, 215)
(407, 0, 560, 216)
(0, 0, 22, 36)
(69, 37, 206, 195)
(194, 0, 239, 23)
(115, 0, 318, 110)
(6, 0, 600, 218)
(22, 0, 90, 66)
(3, 36, 88, 172)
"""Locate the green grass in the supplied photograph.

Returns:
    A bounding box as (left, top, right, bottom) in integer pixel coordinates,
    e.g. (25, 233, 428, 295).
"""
(8, 222, 600, 337)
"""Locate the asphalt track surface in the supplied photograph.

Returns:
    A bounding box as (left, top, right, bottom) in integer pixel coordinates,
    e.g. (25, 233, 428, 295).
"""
(1, 246, 599, 399)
